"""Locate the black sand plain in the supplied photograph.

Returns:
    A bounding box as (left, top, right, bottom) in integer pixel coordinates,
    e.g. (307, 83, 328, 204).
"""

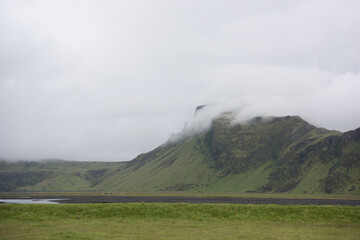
(1, 195, 360, 205)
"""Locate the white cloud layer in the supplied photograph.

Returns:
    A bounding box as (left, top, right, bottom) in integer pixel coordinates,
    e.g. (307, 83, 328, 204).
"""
(0, 0, 359, 161)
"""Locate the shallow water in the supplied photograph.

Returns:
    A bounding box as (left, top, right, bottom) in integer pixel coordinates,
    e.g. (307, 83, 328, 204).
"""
(0, 198, 63, 204)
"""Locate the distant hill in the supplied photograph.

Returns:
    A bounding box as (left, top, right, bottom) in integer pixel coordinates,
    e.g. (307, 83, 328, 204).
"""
(1, 112, 359, 194)
(0, 160, 123, 191)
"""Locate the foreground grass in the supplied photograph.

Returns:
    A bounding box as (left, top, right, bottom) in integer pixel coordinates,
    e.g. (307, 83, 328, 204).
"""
(1, 203, 359, 239)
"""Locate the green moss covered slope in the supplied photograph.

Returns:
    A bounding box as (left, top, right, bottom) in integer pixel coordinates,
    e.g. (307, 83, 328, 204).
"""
(99, 114, 360, 193)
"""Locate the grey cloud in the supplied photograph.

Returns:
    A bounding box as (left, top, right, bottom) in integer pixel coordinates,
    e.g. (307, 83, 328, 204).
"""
(0, 0, 359, 161)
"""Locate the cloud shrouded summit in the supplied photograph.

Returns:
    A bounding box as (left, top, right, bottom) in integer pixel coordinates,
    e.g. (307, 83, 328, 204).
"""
(0, 0, 359, 161)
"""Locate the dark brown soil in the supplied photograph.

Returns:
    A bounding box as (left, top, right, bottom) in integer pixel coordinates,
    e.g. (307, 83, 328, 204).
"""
(3, 195, 359, 205)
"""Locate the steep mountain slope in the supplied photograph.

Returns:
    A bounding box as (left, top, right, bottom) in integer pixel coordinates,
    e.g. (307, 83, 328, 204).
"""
(97, 114, 360, 194)
(1, 113, 359, 193)
(96, 138, 213, 191)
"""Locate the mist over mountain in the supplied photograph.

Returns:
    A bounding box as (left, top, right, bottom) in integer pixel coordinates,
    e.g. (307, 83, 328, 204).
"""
(1, 0, 359, 162)
(1, 110, 359, 194)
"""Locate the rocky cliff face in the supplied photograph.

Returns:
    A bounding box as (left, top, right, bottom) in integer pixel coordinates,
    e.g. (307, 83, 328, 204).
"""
(192, 114, 359, 193)
(207, 115, 317, 174)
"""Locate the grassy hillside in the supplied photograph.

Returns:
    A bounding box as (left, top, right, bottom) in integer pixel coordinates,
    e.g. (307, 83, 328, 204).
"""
(0, 160, 123, 191)
(96, 115, 359, 194)
(96, 137, 217, 191)
(1, 114, 359, 194)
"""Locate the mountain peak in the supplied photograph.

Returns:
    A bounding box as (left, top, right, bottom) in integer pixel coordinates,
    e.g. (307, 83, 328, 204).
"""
(195, 105, 207, 113)
(1, 111, 359, 193)
(111, 112, 358, 193)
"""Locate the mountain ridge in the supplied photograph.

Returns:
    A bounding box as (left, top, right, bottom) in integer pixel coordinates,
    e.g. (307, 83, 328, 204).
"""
(0, 113, 359, 194)
(96, 114, 359, 193)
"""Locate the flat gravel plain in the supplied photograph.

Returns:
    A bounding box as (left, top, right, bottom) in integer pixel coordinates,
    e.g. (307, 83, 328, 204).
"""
(2, 195, 359, 205)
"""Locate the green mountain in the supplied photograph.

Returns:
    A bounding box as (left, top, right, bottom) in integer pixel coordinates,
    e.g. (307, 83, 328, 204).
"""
(96, 113, 360, 194)
(1, 112, 359, 194)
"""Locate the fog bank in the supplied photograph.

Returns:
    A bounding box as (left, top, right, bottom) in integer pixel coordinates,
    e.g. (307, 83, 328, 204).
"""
(0, 0, 359, 161)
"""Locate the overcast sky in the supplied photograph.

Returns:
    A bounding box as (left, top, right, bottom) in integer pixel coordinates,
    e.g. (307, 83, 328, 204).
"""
(0, 0, 359, 161)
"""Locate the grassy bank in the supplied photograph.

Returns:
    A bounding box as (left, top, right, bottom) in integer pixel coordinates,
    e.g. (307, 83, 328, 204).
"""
(1, 203, 359, 239)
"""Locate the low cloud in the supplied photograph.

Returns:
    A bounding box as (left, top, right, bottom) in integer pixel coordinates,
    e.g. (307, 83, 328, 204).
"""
(0, 0, 359, 161)
(174, 65, 360, 134)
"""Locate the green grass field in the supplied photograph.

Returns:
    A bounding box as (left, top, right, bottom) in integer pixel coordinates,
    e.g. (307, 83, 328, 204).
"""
(1, 203, 359, 240)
